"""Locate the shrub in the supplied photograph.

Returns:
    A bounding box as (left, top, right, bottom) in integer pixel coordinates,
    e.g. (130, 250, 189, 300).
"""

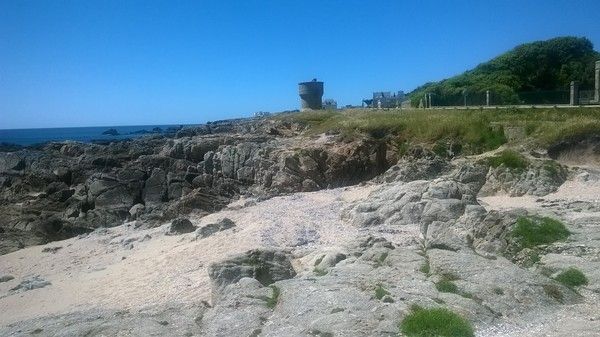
(554, 267, 588, 288)
(512, 216, 570, 249)
(487, 150, 528, 169)
(400, 307, 474, 337)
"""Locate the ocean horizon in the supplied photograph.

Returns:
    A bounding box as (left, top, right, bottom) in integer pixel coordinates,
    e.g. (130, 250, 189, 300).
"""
(0, 124, 198, 146)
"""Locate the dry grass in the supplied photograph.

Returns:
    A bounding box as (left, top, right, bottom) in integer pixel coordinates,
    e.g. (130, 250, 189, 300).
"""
(275, 107, 600, 154)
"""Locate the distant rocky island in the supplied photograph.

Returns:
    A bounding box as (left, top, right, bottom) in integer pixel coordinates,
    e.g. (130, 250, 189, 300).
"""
(101, 128, 120, 136)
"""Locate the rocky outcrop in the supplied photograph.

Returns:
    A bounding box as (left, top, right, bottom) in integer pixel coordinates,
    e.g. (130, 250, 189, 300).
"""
(0, 120, 391, 254)
(208, 249, 296, 295)
(480, 161, 568, 197)
(0, 303, 206, 337)
(0, 149, 596, 336)
(343, 162, 489, 251)
(198, 236, 581, 337)
(377, 148, 451, 183)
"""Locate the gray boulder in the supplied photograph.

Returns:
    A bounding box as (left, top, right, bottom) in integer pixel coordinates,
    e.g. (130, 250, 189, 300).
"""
(0, 152, 25, 173)
(10, 275, 51, 293)
(208, 249, 296, 294)
(143, 168, 167, 205)
(0, 275, 15, 283)
(196, 218, 236, 239)
(166, 218, 195, 235)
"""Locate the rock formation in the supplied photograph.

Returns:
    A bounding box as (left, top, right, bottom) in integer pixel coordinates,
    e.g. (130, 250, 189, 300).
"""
(1, 117, 599, 336)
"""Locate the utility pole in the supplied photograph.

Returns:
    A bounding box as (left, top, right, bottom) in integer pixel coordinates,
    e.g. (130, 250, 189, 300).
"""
(595, 60, 600, 103)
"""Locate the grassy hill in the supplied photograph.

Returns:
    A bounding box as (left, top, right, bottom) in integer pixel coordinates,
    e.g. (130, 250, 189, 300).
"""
(409, 37, 600, 106)
(278, 107, 600, 155)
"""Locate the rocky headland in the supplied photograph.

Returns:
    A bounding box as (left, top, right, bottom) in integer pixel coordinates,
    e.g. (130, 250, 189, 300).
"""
(0, 111, 599, 336)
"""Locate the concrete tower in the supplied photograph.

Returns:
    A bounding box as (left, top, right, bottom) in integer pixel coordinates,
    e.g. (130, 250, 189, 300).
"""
(298, 79, 324, 111)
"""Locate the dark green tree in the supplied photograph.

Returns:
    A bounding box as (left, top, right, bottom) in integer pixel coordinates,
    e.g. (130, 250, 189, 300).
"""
(409, 37, 600, 106)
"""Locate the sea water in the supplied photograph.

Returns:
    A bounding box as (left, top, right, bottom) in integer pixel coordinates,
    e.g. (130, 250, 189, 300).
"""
(0, 124, 195, 146)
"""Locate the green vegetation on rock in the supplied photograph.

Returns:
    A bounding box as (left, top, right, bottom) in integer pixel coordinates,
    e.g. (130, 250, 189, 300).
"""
(375, 252, 389, 267)
(554, 267, 589, 288)
(436, 280, 459, 294)
(313, 267, 328, 276)
(512, 216, 570, 249)
(492, 287, 504, 295)
(487, 150, 529, 169)
(400, 306, 474, 337)
(375, 284, 391, 300)
(258, 285, 280, 309)
(277, 107, 600, 154)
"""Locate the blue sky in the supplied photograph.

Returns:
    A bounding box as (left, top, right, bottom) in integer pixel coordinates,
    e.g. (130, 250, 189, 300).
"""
(1, 0, 599, 129)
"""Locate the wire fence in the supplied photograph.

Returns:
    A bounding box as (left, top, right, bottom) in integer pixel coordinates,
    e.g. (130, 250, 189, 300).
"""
(419, 88, 599, 108)
(517, 90, 570, 105)
(579, 90, 596, 105)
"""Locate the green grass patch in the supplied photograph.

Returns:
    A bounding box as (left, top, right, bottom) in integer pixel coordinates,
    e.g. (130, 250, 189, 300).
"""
(436, 280, 459, 294)
(419, 261, 431, 275)
(375, 251, 389, 267)
(554, 267, 588, 288)
(512, 216, 570, 249)
(378, 252, 389, 263)
(375, 284, 391, 300)
(275, 107, 600, 155)
(400, 306, 474, 337)
(487, 150, 529, 169)
(313, 267, 328, 276)
(539, 120, 600, 145)
(257, 285, 280, 309)
(492, 287, 504, 295)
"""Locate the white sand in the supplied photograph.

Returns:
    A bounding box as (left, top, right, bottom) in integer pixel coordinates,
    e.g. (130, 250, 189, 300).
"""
(0, 185, 375, 325)
(2, 166, 599, 335)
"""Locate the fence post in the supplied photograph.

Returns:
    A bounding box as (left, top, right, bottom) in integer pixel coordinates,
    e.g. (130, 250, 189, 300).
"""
(486, 90, 490, 107)
(427, 93, 432, 109)
(570, 81, 579, 106)
(595, 60, 600, 104)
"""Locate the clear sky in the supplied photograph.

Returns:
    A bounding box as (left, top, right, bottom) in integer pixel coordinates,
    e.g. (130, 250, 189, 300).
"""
(1, 0, 599, 129)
